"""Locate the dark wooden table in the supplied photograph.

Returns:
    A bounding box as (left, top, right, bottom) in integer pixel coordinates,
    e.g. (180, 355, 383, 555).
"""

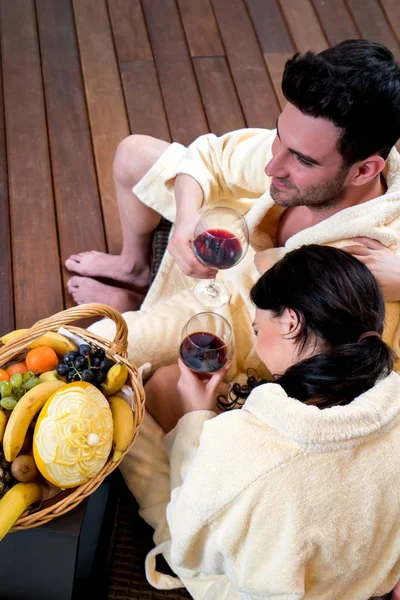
(0, 477, 117, 600)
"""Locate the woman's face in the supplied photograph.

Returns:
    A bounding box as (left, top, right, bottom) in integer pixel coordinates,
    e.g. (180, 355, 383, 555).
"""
(253, 307, 311, 376)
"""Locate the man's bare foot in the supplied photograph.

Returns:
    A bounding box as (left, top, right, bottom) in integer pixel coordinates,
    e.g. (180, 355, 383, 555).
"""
(67, 276, 144, 312)
(65, 251, 151, 290)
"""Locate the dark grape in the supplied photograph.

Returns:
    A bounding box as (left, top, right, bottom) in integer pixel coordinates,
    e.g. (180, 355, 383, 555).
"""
(64, 351, 79, 365)
(56, 364, 69, 376)
(90, 357, 101, 368)
(94, 370, 106, 384)
(79, 344, 93, 357)
(82, 369, 95, 383)
(93, 348, 106, 361)
(67, 370, 80, 383)
(99, 358, 114, 373)
(74, 356, 88, 371)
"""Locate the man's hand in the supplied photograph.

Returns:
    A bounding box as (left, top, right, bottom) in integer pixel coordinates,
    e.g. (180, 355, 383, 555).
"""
(168, 220, 217, 279)
(168, 173, 217, 278)
(342, 237, 400, 302)
(177, 358, 230, 414)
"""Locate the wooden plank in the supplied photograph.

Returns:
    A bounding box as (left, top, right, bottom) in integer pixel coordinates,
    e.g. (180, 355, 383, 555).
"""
(108, 0, 170, 140)
(141, 0, 209, 145)
(264, 53, 293, 110)
(346, 0, 400, 63)
(311, 0, 359, 46)
(379, 0, 400, 44)
(72, 0, 130, 255)
(277, 0, 328, 53)
(0, 47, 14, 335)
(107, 0, 153, 61)
(193, 57, 246, 135)
(36, 0, 107, 309)
(0, 0, 63, 328)
(246, 0, 295, 53)
(212, 0, 280, 129)
(177, 0, 225, 57)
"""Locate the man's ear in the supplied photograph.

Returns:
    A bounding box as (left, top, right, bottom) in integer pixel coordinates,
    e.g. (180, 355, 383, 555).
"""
(348, 155, 386, 187)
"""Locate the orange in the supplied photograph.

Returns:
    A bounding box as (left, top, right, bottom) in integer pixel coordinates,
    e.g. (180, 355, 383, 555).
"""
(26, 346, 58, 375)
(6, 362, 28, 376)
(0, 368, 9, 381)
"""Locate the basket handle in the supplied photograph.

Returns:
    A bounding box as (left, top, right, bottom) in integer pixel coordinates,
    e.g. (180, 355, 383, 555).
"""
(1, 303, 128, 357)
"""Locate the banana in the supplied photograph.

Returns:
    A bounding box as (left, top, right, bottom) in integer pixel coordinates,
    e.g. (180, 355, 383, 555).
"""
(3, 380, 65, 462)
(1, 330, 77, 356)
(108, 395, 135, 461)
(0, 482, 42, 540)
(28, 332, 78, 355)
(1, 329, 28, 345)
(101, 363, 128, 397)
(0, 410, 7, 443)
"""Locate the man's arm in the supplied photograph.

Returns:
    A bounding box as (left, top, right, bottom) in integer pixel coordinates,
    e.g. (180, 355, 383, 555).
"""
(167, 128, 274, 277)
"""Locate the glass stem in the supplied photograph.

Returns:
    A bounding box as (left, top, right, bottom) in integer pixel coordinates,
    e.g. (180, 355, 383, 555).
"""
(205, 275, 218, 298)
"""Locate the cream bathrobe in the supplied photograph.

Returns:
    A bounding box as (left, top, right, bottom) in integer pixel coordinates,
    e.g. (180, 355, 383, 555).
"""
(89, 128, 400, 373)
(87, 129, 400, 596)
(123, 373, 400, 599)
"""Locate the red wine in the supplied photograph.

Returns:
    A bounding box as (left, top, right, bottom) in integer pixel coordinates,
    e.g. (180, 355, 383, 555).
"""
(193, 228, 243, 269)
(180, 332, 227, 373)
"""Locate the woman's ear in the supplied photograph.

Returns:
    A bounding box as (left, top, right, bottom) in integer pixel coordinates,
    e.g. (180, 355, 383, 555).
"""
(279, 307, 300, 337)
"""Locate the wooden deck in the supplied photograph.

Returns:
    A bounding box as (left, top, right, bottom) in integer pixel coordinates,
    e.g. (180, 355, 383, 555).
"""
(0, 0, 399, 334)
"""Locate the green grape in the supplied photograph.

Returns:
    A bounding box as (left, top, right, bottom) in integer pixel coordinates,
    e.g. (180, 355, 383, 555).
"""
(14, 388, 25, 401)
(0, 396, 17, 410)
(0, 381, 12, 397)
(22, 370, 35, 383)
(10, 372, 23, 388)
(24, 377, 40, 390)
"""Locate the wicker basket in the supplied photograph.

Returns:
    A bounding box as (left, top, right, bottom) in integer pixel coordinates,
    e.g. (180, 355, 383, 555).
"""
(0, 302, 145, 531)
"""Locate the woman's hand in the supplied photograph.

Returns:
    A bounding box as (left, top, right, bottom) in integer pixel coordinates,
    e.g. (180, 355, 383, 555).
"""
(177, 358, 230, 414)
(342, 237, 400, 302)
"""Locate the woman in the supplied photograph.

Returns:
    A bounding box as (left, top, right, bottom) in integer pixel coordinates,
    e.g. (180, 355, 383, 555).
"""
(120, 244, 400, 599)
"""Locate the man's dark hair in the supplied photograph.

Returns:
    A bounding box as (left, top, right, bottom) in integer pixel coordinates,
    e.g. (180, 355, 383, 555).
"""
(282, 39, 400, 166)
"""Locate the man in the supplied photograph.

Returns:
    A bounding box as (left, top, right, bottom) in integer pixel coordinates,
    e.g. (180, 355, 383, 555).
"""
(66, 39, 400, 317)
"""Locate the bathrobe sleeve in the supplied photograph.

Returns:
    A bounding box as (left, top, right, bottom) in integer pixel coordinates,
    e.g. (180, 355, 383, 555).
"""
(170, 128, 275, 211)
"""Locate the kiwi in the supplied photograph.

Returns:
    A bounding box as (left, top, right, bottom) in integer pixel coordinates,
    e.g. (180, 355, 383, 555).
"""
(11, 455, 39, 482)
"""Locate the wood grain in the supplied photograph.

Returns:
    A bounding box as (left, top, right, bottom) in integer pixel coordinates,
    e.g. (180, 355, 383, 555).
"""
(278, 0, 328, 52)
(141, 0, 209, 145)
(177, 0, 225, 57)
(0, 0, 63, 327)
(72, 0, 129, 255)
(193, 57, 246, 134)
(212, 0, 280, 128)
(36, 0, 107, 309)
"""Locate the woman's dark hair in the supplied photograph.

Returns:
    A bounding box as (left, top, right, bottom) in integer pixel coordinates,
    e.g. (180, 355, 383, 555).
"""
(221, 245, 394, 411)
(282, 39, 400, 166)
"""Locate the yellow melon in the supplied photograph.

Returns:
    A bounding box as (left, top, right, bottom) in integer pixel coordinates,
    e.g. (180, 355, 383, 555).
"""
(33, 381, 113, 488)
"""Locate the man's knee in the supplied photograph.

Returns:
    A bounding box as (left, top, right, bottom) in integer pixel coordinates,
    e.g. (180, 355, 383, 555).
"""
(113, 134, 170, 188)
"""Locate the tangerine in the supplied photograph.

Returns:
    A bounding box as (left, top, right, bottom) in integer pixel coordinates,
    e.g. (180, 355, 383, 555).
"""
(6, 362, 28, 376)
(0, 368, 9, 381)
(26, 346, 58, 374)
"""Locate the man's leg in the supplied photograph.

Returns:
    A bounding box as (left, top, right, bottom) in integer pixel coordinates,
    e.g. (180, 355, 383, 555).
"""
(66, 135, 170, 310)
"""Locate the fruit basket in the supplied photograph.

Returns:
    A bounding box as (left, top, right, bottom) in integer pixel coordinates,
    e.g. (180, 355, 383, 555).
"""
(0, 302, 145, 533)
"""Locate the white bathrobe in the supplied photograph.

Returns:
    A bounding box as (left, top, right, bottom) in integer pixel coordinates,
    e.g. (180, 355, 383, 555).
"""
(122, 373, 400, 599)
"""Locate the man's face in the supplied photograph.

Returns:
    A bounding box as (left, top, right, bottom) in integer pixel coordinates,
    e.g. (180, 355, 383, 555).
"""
(265, 103, 349, 209)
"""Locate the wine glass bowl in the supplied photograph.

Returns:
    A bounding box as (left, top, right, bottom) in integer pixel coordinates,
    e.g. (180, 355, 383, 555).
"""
(192, 207, 249, 308)
(179, 312, 233, 375)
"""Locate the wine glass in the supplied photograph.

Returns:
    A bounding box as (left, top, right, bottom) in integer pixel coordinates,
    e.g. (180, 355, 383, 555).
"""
(179, 312, 233, 376)
(192, 207, 249, 308)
